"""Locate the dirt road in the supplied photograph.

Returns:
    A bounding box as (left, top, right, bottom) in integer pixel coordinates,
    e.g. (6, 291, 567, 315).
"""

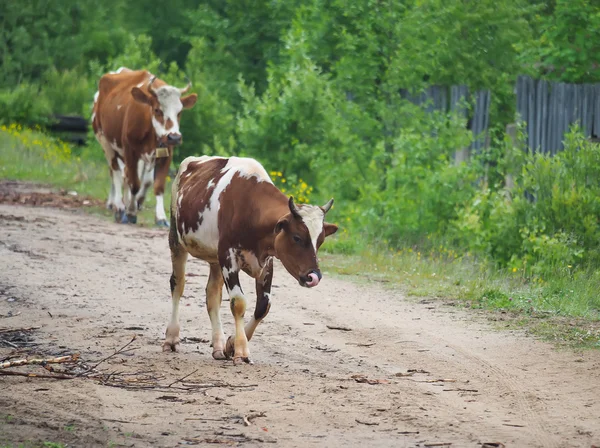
(1, 196, 599, 447)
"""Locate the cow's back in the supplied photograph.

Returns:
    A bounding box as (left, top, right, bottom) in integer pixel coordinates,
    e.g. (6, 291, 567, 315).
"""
(173, 156, 273, 260)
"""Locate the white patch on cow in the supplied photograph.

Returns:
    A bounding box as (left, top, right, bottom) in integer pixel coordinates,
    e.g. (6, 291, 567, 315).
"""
(239, 250, 263, 277)
(297, 205, 325, 251)
(110, 139, 124, 157)
(152, 86, 184, 137)
(93, 91, 99, 103)
(221, 157, 272, 183)
(116, 105, 122, 110)
(112, 166, 125, 211)
(91, 112, 95, 122)
(155, 195, 167, 222)
(221, 248, 238, 280)
(116, 158, 125, 171)
(264, 292, 272, 301)
(115, 67, 128, 74)
(228, 284, 244, 299)
(136, 82, 144, 88)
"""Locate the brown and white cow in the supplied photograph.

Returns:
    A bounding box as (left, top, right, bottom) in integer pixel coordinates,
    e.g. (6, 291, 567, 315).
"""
(164, 156, 338, 365)
(92, 67, 197, 226)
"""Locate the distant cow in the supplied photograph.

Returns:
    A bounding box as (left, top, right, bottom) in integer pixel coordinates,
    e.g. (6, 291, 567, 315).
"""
(164, 156, 338, 365)
(92, 68, 197, 226)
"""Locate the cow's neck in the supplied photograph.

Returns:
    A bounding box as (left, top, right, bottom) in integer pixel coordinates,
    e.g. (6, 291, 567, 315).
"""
(248, 186, 290, 264)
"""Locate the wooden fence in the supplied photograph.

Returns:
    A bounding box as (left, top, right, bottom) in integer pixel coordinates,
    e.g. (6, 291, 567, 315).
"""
(400, 85, 492, 156)
(516, 75, 600, 154)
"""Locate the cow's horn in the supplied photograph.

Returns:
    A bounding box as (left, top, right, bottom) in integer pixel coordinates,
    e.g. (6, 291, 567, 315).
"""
(148, 76, 157, 95)
(180, 78, 192, 94)
(288, 196, 302, 219)
(322, 198, 334, 214)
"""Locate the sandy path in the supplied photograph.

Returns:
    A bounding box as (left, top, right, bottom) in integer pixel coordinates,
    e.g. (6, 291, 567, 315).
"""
(1, 202, 599, 447)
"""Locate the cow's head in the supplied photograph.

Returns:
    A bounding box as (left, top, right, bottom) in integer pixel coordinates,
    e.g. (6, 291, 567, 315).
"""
(274, 197, 338, 288)
(131, 77, 198, 148)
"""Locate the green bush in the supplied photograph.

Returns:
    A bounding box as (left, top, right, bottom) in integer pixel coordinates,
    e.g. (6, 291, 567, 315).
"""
(454, 126, 600, 276)
(0, 83, 53, 126)
(42, 67, 95, 116)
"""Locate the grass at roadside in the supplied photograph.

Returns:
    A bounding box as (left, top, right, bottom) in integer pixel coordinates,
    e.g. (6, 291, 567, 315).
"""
(322, 235, 600, 349)
(1, 125, 599, 349)
(0, 124, 170, 227)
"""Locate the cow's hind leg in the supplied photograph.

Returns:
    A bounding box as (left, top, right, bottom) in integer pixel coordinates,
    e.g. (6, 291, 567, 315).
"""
(163, 217, 187, 352)
(97, 133, 125, 222)
(136, 160, 154, 211)
(206, 263, 226, 359)
(245, 258, 273, 342)
(153, 152, 172, 227)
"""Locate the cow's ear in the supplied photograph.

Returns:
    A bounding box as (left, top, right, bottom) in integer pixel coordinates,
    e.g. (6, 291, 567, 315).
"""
(323, 222, 338, 237)
(131, 87, 152, 105)
(181, 93, 198, 109)
(275, 216, 289, 234)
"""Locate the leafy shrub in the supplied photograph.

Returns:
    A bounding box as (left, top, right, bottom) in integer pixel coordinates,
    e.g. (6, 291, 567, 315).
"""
(42, 68, 95, 117)
(0, 83, 53, 126)
(454, 126, 600, 276)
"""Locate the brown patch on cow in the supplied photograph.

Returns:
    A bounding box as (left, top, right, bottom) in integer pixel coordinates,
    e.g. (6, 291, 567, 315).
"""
(94, 68, 197, 222)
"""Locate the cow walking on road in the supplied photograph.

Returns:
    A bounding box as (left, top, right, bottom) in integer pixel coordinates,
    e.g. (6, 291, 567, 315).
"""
(164, 156, 338, 365)
(92, 68, 197, 226)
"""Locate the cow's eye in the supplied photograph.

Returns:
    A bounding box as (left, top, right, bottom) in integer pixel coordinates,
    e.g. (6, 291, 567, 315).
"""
(293, 235, 302, 244)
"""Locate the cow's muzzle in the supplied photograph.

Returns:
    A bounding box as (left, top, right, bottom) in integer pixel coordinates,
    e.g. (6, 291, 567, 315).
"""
(167, 133, 182, 145)
(300, 270, 322, 288)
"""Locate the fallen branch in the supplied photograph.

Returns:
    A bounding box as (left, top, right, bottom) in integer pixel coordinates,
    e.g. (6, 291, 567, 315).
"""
(240, 411, 266, 426)
(168, 369, 199, 387)
(443, 388, 479, 393)
(0, 370, 76, 380)
(416, 379, 457, 383)
(355, 419, 379, 426)
(424, 444, 452, 447)
(77, 335, 137, 376)
(326, 325, 352, 332)
(0, 326, 41, 334)
(0, 354, 79, 369)
(0, 339, 18, 349)
(0, 312, 21, 319)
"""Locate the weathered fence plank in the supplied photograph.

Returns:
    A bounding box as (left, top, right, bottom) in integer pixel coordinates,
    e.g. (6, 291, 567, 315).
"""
(516, 76, 600, 155)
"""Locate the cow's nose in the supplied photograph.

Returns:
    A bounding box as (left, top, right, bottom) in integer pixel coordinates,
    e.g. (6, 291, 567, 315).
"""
(167, 133, 182, 144)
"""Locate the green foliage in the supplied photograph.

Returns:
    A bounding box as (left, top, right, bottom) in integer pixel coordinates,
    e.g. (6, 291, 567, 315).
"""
(353, 105, 479, 246)
(2, 0, 600, 325)
(0, 83, 52, 126)
(42, 67, 95, 116)
(521, 0, 600, 82)
(454, 126, 600, 276)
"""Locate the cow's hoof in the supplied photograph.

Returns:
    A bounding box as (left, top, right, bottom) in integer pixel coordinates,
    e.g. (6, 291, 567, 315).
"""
(224, 336, 235, 359)
(115, 209, 127, 223)
(126, 214, 137, 224)
(233, 356, 254, 366)
(162, 340, 179, 352)
(156, 219, 169, 228)
(212, 350, 227, 360)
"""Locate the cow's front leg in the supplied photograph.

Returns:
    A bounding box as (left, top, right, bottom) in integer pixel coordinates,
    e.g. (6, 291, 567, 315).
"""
(220, 250, 252, 365)
(245, 257, 273, 342)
